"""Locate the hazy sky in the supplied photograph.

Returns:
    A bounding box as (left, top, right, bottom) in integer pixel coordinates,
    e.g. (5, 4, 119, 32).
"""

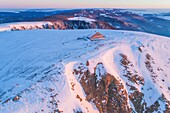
(0, 0, 170, 9)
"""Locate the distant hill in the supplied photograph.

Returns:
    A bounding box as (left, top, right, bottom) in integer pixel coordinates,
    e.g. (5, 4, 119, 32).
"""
(0, 9, 170, 37)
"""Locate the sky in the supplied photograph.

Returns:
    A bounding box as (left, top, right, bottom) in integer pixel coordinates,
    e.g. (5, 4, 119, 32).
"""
(0, 0, 170, 9)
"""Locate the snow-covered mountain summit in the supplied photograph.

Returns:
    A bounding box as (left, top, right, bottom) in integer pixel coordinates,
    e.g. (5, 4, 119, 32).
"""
(0, 29, 170, 113)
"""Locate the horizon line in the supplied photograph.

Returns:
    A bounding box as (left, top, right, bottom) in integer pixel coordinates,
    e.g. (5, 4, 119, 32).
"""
(0, 7, 170, 10)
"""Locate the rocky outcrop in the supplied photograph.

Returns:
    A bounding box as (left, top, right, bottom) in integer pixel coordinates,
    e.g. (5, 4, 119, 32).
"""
(72, 56, 170, 113)
(73, 62, 131, 113)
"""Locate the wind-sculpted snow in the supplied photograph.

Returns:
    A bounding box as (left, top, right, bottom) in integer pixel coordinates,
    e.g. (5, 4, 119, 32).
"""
(0, 29, 170, 112)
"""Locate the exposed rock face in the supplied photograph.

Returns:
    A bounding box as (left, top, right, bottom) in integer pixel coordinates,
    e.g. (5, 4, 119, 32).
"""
(72, 55, 170, 113)
(119, 53, 170, 113)
(120, 53, 145, 85)
(73, 62, 131, 113)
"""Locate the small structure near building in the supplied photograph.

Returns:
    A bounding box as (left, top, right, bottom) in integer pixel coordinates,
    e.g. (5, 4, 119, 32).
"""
(77, 36, 89, 41)
(90, 32, 105, 41)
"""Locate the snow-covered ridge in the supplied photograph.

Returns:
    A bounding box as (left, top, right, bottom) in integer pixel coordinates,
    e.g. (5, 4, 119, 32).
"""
(68, 17, 96, 23)
(0, 22, 52, 32)
(0, 29, 169, 113)
(0, 19, 114, 32)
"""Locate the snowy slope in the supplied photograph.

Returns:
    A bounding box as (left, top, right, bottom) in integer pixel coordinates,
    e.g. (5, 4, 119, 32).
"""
(0, 29, 170, 113)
